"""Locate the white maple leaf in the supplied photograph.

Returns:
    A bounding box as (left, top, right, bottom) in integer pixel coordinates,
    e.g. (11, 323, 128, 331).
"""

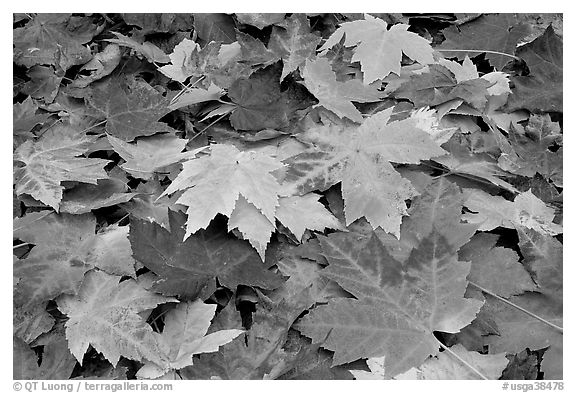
(319, 14, 434, 83)
(136, 300, 243, 379)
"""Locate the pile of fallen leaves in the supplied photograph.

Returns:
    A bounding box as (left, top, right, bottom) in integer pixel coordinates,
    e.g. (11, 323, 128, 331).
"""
(13, 13, 562, 380)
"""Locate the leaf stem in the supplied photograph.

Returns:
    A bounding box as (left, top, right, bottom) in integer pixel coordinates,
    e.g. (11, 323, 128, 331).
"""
(13, 242, 31, 250)
(436, 340, 489, 380)
(468, 281, 563, 333)
(80, 119, 107, 134)
(189, 112, 230, 142)
(437, 49, 520, 61)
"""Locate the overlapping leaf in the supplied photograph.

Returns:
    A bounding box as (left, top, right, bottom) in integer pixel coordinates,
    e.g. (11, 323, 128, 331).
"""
(129, 210, 284, 299)
(296, 229, 483, 377)
(438, 14, 532, 69)
(13, 13, 98, 70)
(137, 301, 243, 378)
(319, 14, 434, 83)
(86, 77, 175, 141)
(507, 26, 563, 112)
(14, 125, 110, 210)
(58, 270, 176, 366)
(282, 108, 446, 236)
(302, 58, 383, 122)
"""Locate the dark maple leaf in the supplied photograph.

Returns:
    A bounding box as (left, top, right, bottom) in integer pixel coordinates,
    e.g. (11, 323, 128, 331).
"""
(86, 77, 176, 141)
(438, 14, 532, 70)
(228, 62, 314, 131)
(13, 13, 99, 71)
(193, 13, 236, 45)
(122, 13, 194, 34)
(129, 210, 285, 300)
(14, 334, 77, 380)
(236, 13, 285, 29)
(506, 26, 563, 113)
(21, 65, 62, 103)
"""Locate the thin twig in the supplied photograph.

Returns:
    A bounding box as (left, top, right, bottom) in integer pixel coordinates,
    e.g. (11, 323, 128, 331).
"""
(80, 119, 107, 134)
(13, 242, 31, 250)
(189, 112, 230, 142)
(469, 281, 563, 333)
(436, 340, 489, 380)
(437, 49, 520, 61)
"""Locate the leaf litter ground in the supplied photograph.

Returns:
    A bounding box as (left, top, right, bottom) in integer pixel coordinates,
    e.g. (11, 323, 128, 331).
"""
(13, 12, 563, 381)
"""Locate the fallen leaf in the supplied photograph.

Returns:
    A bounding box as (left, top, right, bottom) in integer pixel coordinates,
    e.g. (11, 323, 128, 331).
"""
(14, 125, 110, 210)
(302, 58, 383, 123)
(507, 26, 563, 112)
(86, 77, 175, 141)
(236, 13, 285, 29)
(129, 210, 284, 299)
(438, 14, 531, 69)
(137, 300, 243, 378)
(319, 14, 434, 83)
(268, 14, 321, 80)
(296, 229, 482, 377)
(58, 269, 177, 366)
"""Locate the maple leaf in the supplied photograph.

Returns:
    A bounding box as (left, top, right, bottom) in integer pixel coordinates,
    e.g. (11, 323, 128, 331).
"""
(159, 39, 202, 83)
(129, 210, 284, 299)
(400, 177, 478, 256)
(105, 32, 170, 64)
(13, 97, 50, 139)
(122, 13, 194, 34)
(268, 14, 322, 81)
(302, 58, 383, 123)
(193, 13, 236, 44)
(160, 143, 283, 241)
(14, 334, 77, 380)
(227, 196, 276, 260)
(120, 180, 175, 230)
(58, 269, 177, 366)
(506, 26, 563, 113)
(136, 300, 243, 379)
(432, 134, 519, 193)
(13, 13, 97, 70)
(393, 64, 493, 109)
(459, 233, 536, 298)
(282, 108, 446, 236)
(463, 189, 562, 235)
(86, 77, 175, 141)
(107, 134, 206, 180)
(438, 14, 532, 70)
(228, 62, 313, 131)
(517, 227, 562, 299)
(396, 344, 508, 380)
(13, 213, 137, 308)
(167, 83, 223, 111)
(69, 44, 122, 88)
(14, 301, 54, 344)
(21, 65, 62, 103)
(296, 230, 483, 377)
(498, 114, 563, 187)
(484, 292, 562, 379)
(181, 249, 334, 380)
(319, 14, 434, 83)
(159, 39, 251, 89)
(59, 178, 137, 214)
(276, 194, 343, 241)
(14, 125, 110, 210)
(236, 13, 285, 29)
